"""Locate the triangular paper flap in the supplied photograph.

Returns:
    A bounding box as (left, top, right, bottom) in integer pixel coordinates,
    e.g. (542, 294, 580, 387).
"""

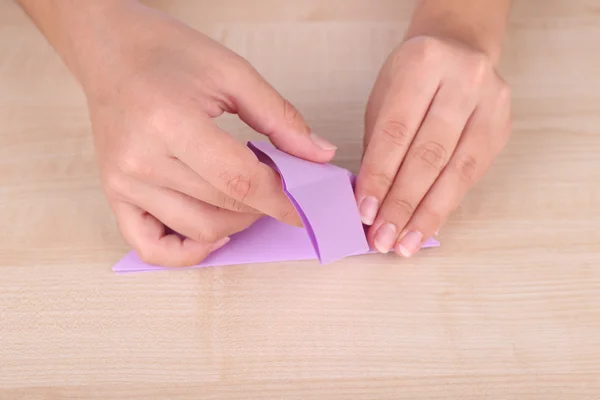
(112, 216, 318, 273)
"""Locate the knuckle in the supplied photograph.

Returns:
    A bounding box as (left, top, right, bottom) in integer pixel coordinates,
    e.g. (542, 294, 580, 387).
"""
(392, 36, 440, 71)
(219, 169, 257, 202)
(278, 97, 309, 135)
(221, 192, 246, 212)
(119, 153, 152, 179)
(282, 98, 300, 124)
(221, 55, 258, 90)
(380, 119, 412, 147)
(468, 54, 491, 84)
(390, 197, 415, 217)
(146, 103, 177, 135)
(416, 36, 442, 62)
(193, 227, 219, 244)
(417, 203, 444, 227)
(228, 52, 254, 72)
(229, 198, 246, 213)
(365, 170, 395, 192)
(413, 141, 448, 170)
(452, 154, 478, 184)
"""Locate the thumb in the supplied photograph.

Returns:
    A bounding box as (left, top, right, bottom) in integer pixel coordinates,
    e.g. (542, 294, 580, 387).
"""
(230, 66, 337, 163)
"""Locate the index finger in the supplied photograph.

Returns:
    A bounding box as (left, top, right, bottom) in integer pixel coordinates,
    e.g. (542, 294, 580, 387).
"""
(355, 68, 440, 226)
(168, 116, 302, 226)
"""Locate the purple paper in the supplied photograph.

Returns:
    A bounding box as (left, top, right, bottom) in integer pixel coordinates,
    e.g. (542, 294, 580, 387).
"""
(113, 141, 439, 273)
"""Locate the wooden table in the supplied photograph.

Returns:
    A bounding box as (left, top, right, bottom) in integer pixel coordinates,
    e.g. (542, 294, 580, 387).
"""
(1, 1, 599, 398)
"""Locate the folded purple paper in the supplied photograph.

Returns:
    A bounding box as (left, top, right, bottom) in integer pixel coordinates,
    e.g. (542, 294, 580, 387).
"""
(113, 141, 439, 273)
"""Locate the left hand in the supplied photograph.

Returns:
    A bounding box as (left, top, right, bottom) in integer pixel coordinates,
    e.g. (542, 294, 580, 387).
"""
(355, 36, 511, 257)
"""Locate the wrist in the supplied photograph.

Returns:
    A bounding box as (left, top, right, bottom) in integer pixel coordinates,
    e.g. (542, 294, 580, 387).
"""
(65, 1, 154, 100)
(405, 24, 502, 65)
(404, 1, 511, 65)
(19, 0, 163, 101)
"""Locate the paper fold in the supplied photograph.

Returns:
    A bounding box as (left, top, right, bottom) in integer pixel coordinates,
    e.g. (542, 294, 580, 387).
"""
(112, 141, 439, 273)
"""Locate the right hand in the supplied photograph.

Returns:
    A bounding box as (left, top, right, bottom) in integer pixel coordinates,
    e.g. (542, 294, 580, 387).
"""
(83, 4, 337, 266)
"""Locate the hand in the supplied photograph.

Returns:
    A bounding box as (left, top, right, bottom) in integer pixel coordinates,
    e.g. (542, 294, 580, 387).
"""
(85, 5, 337, 266)
(355, 36, 511, 257)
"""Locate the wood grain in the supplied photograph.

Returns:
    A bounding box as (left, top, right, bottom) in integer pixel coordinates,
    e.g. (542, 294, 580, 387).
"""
(1, 1, 599, 399)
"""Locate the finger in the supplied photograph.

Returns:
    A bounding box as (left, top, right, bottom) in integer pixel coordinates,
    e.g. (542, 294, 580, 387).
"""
(368, 83, 477, 253)
(168, 117, 302, 226)
(123, 179, 262, 244)
(129, 155, 259, 214)
(355, 66, 441, 227)
(228, 64, 337, 163)
(394, 83, 511, 257)
(114, 202, 227, 267)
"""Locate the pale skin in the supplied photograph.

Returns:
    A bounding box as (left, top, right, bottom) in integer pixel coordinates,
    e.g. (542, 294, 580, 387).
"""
(17, 0, 512, 266)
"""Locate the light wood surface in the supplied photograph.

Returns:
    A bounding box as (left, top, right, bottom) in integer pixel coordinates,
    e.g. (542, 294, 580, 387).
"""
(1, 1, 599, 399)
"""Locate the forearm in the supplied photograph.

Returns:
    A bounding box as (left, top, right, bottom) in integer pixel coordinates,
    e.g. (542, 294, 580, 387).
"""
(406, 0, 512, 64)
(16, 0, 149, 95)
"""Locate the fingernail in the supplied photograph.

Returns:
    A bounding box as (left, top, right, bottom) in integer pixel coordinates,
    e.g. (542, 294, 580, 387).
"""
(396, 231, 423, 258)
(374, 223, 397, 254)
(310, 133, 337, 150)
(209, 237, 230, 252)
(434, 230, 440, 236)
(359, 196, 379, 225)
